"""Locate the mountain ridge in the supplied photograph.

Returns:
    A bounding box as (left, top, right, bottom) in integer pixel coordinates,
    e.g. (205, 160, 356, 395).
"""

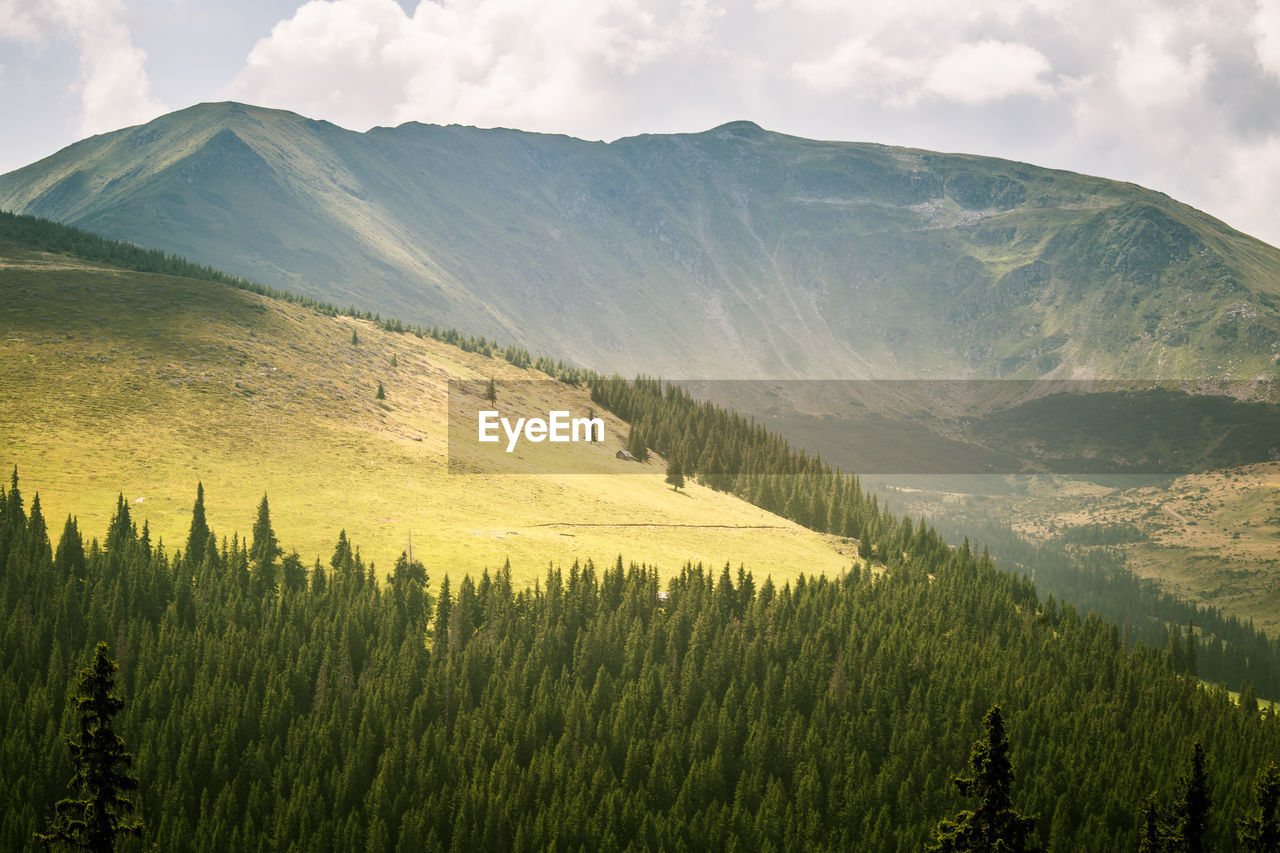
(3, 101, 1278, 382)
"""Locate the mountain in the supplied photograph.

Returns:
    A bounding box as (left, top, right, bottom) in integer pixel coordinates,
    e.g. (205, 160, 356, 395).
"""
(3, 102, 1279, 380)
(0, 213, 851, 583)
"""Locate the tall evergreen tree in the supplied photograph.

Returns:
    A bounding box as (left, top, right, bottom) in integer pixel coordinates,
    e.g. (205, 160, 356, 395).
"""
(185, 483, 210, 568)
(1138, 793, 1176, 853)
(36, 642, 142, 852)
(928, 705, 1039, 852)
(249, 495, 281, 595)
(26, 492, 51, 563)
(665, 458, 685, 491)
(434, 575, 452, 659)
(1178, 742, 1211, 853)
(1241, 762, 1280, 853)
(55, 515, 86, 580)
(626, 426, 648, 463)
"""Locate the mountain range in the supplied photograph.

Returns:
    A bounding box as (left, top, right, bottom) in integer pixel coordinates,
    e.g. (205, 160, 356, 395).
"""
(3, 101, 1278, 381)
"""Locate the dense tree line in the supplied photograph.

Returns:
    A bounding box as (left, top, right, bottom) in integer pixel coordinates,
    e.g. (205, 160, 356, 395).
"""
(588, 377, 1280, 699)
(4, 471, 1280, 850)
(929, 516, 1280, 699)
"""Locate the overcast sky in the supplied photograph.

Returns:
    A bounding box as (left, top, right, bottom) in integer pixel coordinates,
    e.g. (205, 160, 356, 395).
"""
(2, 0, 1279, 246)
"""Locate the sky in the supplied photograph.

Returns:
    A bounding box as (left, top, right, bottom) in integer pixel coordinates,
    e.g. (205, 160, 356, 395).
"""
(1, 0, 1279, 247)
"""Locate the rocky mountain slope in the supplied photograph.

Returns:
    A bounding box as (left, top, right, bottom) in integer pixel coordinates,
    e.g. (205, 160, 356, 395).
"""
(3, 102, 1278, 380)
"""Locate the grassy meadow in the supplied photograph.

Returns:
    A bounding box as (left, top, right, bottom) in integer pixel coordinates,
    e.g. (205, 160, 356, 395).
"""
(0, 239, 855, 588)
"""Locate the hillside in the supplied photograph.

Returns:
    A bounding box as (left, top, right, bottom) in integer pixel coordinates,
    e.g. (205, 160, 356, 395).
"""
(0, 221, 851, 585)
(5, 483, 1279, 850)
(3, 102, 1279, 380)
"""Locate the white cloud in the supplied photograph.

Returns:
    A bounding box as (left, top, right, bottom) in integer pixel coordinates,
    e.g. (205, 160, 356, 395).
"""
(0, 0, 52, 44)
(3, 0, 1278, 248)
(1113, 22, 1213, 110)
(1255, 0, 1280, 78)
(791, 39, 923, 105)
(925, 40, 1055, 104)
(0, 0, 164, 135)
(1215, 133, 1280, 242)
(223, 0, 718, 136)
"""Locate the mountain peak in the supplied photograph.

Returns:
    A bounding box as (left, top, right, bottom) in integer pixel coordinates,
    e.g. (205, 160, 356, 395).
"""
(708, 120, 767, 137)
(2, 103, 1278, 381)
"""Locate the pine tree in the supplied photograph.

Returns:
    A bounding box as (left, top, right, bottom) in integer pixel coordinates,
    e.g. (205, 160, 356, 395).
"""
(352, 329, 359, 345)
(485, 377, 497, 403)
(55, 515, 86, 580)
(281, 552, 308, 592)
(1138, 793, 1175, 853)
(36, 642, 143, 852)
(928, 705, 1039, 852)
(249, 495, 281, 595)
(185, 483, 210, 568)
(376, 382, 386, 401)
(1241, 762, 1280, 853)
(1178, 742, 1211, 853)
(434, 576, 452, 659)
(626, 426, 649, 463)
(1242, 683, 1261, 717)
(1185, 623, 1198, 678)
(665, 458, 685, 491)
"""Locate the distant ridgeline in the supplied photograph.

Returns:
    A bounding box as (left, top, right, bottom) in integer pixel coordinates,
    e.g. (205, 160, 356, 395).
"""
(3, 472, 1280, 849)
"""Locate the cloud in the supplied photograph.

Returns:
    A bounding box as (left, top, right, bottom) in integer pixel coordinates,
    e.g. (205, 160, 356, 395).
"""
(1256, 0, 1280, 79)
(223, 0, 719, 136)
(791, 40, 924, 105)
(0, 0, 164, 136)
(1216, 132, 1280, 244)
(2, 0, 1267, 246)
(1113, 20, 1213, 110)
(925, 40, 1055, 104)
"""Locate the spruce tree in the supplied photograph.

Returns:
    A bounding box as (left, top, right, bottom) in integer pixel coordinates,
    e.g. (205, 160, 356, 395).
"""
(434, 575, 452, 659)
(485, 377, 497, 403)
(281, 552, 308, 592)
(665, 458, 685, 491)
(928, 705, 1039, 852)
(249, 495, 281, 595)
(376, 382, 385, 401)
(1138, 793, 1175, 853)
(36, 642, 142, 852)
(1178, 741, 1211, 853)
(626, 425, 649, 463)
(185, 483, 210, 568)
(1241, 762, 1280, 853)
(55, 515, 86, 580)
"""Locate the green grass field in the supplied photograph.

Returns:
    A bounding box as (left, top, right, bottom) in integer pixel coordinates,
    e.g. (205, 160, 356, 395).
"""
(0, 240, 855, 588)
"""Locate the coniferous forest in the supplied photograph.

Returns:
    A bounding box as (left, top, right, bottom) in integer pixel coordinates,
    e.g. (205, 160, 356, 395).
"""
(4, 468, 1280, 851)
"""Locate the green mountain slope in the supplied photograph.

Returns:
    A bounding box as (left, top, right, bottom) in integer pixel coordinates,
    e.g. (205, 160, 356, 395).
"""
(0, 216, 852, 585)
(4, 102, 1278, 380)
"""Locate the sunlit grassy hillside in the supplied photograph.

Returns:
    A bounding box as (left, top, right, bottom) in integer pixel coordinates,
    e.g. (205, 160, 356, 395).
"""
(0, 237, 853, 586)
